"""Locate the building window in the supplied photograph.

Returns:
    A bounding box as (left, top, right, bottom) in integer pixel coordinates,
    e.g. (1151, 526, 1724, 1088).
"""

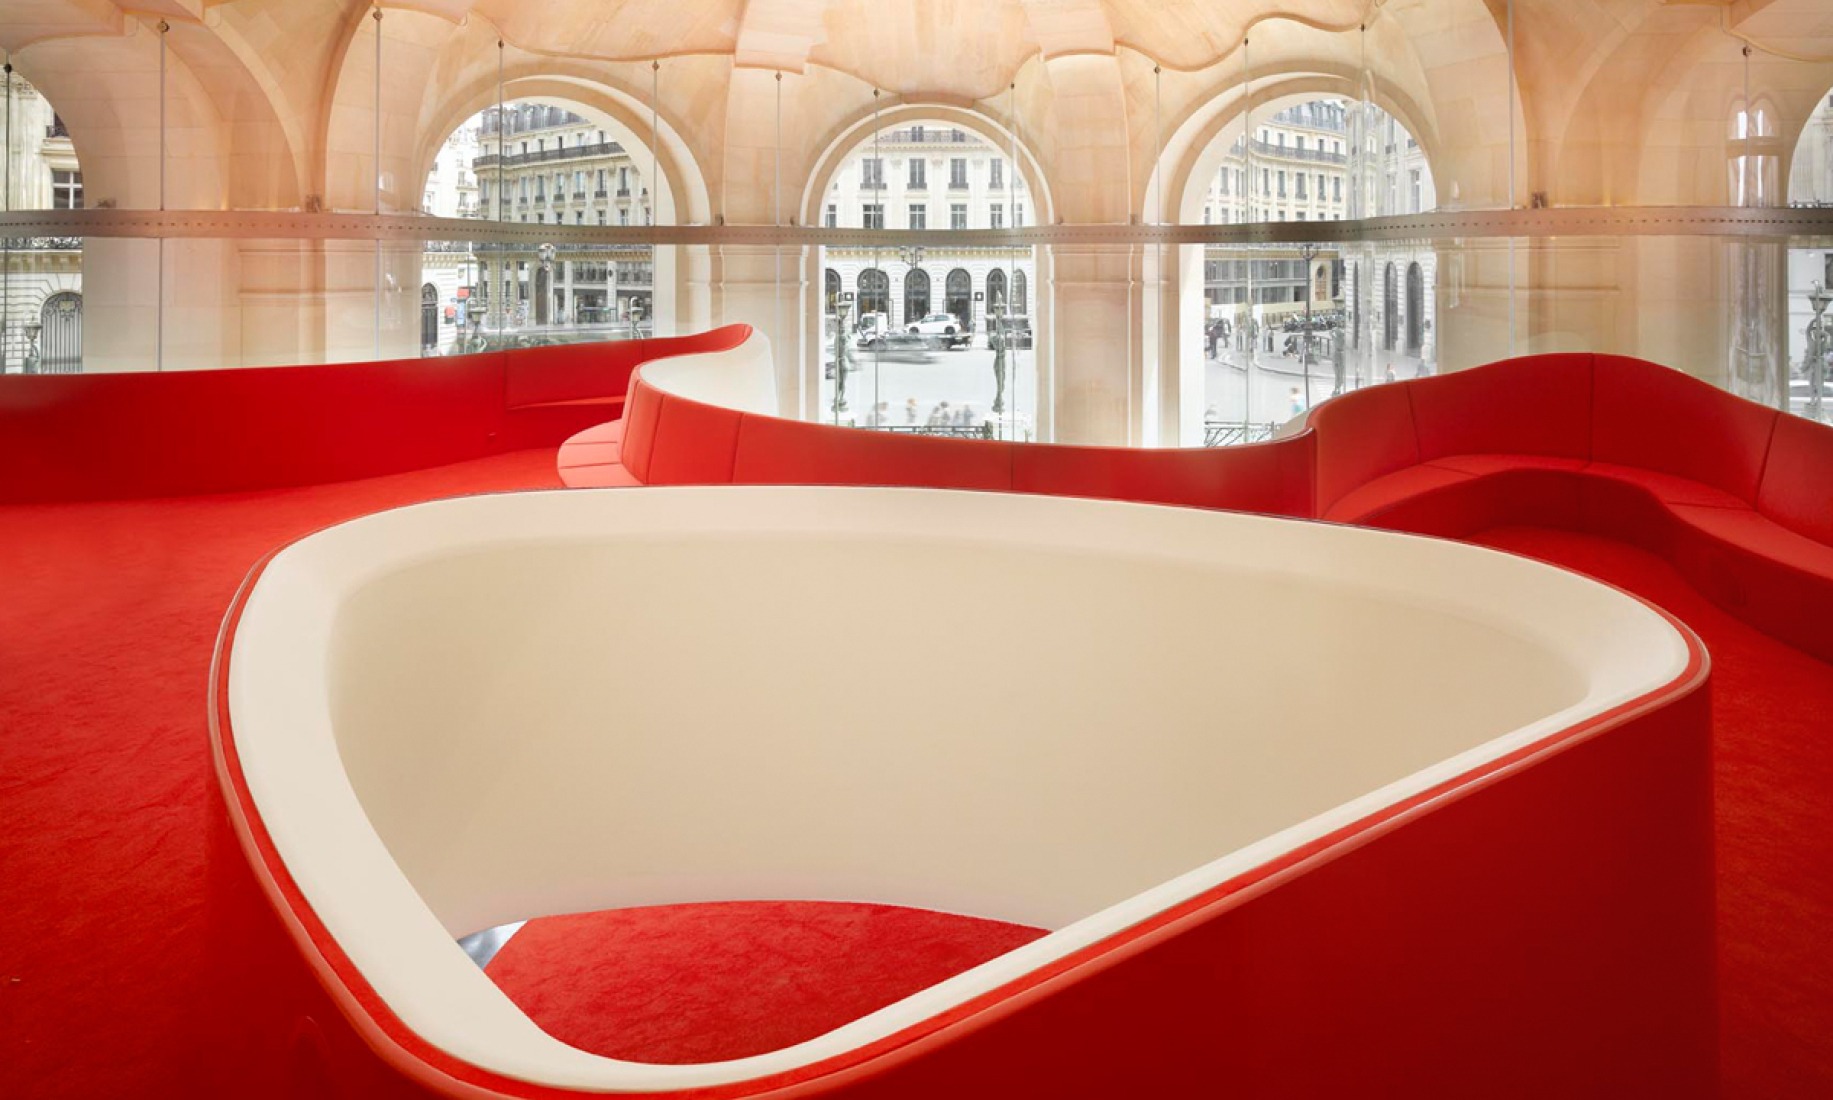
(1278, 171, 1287, 198)
(909, 158, 926, 189)
(535, 212, 544, 223)
(619, 210, 629, 226)
(950, 203, 967, 230)
(862, 203, 885, 230)
(1014, 203, 1025, 227)
(908, 204, 927, 230)
(861, 158, 885, 189)
(1219, 168, 1229, 196)
(949, 158, 968, 189)
(990, 159, 1004, 190)
(575, 211, 585, 224)
(1296, 173, 1307, 199)
(990, 203, 1004, 229)
(597, 211, 607, 225)
(1333, 177, 1342, 202)
(826, 204, 838, 228)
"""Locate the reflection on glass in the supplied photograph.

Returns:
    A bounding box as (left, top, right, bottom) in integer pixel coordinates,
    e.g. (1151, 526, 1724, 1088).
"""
(417, 98, 659, 354)
(819, 119, 1035, 439)
(2, 70, 87, 375)
(1196, 91, 1437, 444)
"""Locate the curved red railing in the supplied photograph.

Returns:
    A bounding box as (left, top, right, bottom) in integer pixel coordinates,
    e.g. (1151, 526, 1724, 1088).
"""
(571, 345, 1833, 662)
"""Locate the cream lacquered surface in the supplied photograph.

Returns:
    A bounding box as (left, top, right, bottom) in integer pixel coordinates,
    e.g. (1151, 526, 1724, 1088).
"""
(226, 487, 1689, 1093)
(640, 328, 779, 416)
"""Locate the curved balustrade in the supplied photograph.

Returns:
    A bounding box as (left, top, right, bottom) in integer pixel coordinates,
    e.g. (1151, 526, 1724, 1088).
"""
(215, 487, 1710, 1097)
(564, 336, 1833, 662)
(0, 325, 751, 503)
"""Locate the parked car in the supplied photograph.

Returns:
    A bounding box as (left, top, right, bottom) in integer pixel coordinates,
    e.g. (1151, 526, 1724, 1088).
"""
(855, 311, 891, 350)
(905, 312, 972, 349)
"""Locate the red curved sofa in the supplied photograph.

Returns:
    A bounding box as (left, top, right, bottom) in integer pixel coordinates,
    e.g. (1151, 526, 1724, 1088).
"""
(0, 326, 751, 503)
(565, 348, 1833, 663)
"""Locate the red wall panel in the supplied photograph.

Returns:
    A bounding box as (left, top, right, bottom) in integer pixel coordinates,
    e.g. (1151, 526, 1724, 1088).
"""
(1592, 354, 1778, 502)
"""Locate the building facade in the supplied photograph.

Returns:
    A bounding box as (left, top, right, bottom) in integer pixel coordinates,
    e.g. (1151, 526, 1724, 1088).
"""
(1, 73, 83, 373)
(1198, 99, 1438, 378)
(821, 125, 1035, 337)
(418, 101, 657, 351)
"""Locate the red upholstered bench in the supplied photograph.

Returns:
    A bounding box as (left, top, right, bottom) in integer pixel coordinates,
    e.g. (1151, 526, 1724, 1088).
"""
(559, 337, 1832, 662)
(1311, 353, 1833, 663)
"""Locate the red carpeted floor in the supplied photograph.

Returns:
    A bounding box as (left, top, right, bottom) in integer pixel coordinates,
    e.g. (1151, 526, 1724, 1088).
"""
(0, 458, 1829, 1096)
(485, 902, 1045, 1065)
(1472, 527, 1833, 1098)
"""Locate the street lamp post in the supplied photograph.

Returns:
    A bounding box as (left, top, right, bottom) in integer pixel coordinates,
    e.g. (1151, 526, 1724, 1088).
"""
(1807, 280, 1831, 423)
(831, 296, 853, 417)
(897, 245, 925, 329)
(1299, 243, 1318, 409)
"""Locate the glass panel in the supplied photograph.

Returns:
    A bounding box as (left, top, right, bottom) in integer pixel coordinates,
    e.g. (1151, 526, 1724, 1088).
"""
(818, 120, 1038, 438)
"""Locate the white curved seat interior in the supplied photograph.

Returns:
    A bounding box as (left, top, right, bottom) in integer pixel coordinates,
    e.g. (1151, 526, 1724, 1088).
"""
(640, 328, 778, 416)
(226, 487, 1690, 1093)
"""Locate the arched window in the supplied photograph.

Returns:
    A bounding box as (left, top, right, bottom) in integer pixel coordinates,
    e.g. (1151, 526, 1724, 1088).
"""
(1405, 263, 1424, 354)
(1012, 269, 1028, 315)
(986, 269, 1008, 315)
(858, 268, 890, 317)
(945, 268, 972, 328)
(421, 283, 440, 351)
(904, 268, 931, 324)
(1382, 262, 1398, 352)
(825, 269, 842, 312)
(36, 291, 83, 374)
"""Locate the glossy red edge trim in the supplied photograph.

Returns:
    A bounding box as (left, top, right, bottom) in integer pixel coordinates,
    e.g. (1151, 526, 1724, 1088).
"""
(208, 498, 1710, 1100)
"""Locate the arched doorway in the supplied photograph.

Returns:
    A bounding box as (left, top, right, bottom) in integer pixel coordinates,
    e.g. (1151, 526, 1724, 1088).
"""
(904, 268, 931, 325)
(825, 269, 842, 312)
(1383, 262, 1399, 352)
(986, 269, 1008, 316)
(946, 269, 972, 329)
(1405, 263, 1424, 354)
(858, 269, 889, 318)
(1012, 270, 1028, 315)
(37, 292, 83, 374)
(421, 283, 440, 351)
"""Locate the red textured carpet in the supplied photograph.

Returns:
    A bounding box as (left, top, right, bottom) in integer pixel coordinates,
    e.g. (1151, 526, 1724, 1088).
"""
(485, 902, 1045, 1064)
(1, 453, 1828, 1097)
(1472, 527, 1833, 1098)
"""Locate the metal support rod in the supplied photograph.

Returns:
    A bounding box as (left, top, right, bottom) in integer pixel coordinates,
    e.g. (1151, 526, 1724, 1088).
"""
(372, 7, 383, 359)
(773, 71, 781, 392)
(649, 61, 659, 228)
(1242, 36, 1255, 427)
(3, 57, 12, 373)
(1009, 79, 1020, 441)
(1153, 62, 1162, 445)
(158, 22, 169, 371)
(495, 39, 504, 337)
(1506, 0, 1517, 356)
